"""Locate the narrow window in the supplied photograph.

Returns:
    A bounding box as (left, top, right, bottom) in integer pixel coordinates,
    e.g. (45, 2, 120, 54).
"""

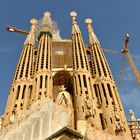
(22, 85, 26, 99)
(29, 85, 32, 99)
(94, 84, 98, 98)
(40, 75, 43, 89)
(100, 113, 105, 130)
(107, 84, 112, 98)
(94, 84, 102, 104)
(97, 84, 102, 104)
(16, 86, 20, 99)
(45, 75, 47, 88)
(15, 104, 17, 108)
(101, 83, 108, 105)
(110, 117, 113, 124)
(83, 75, 87, 88)
(107, 84, 115, 105)
(78, 75, 82, 88)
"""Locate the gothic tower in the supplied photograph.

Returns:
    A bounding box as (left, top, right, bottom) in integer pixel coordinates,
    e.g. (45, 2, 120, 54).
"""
(85, 18, 131, 136)
(33, 11, 53, 101)
(0, 11, 133, 140)
(70, 12, 101, 133)
(3, 19, 37, 127)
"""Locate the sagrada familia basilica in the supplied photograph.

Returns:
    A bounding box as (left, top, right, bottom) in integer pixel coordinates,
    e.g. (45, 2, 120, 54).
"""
(0, 11, 139, 140)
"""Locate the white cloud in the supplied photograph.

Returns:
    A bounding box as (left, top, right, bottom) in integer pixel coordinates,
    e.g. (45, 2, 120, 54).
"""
(119, 53, 140, 119)
(120, 86, 140, 119)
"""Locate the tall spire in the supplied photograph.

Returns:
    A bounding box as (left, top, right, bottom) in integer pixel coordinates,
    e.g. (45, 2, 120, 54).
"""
(85, 18, 99, 44)
(24, 18, 37, 45)
(3, 19, 36, 127)
(70, 11, 89, 70)
(40, 11, 53, 33)
(85, 18, 113, 79)
(85, 18, 131, 135)
(70, 12, 96, 134)
(70, 11, 81, 34)
(33, 11, 53, 101)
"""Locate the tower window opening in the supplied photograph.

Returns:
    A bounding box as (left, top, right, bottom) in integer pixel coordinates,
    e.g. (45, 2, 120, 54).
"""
(29, 85, 32, 99)
(97, 84, 102, 104)
(88, 77, 94, 98)
(22, 85, 26, 99)
(82, 106, 85, 112)
(16, 86, 20, 100)
(83, 75, 87, 88)
(15, 104, 17, 108)
(45, 75, 48, 88)
(110, 117, 113, 124)
(74, 76, 78, 95)
(94, 47, 101, 76)
(100, 113, 105, 130)
(20, 47, 28, 78)
(89, 61, 94, 76)
(107, 84, 115, 105)
(97, 47, 107, 77)
(25, 47, 31, 77)
(94, 84, 102, 105)
(78, 75, 82, 88)
(94, 84, 98, 97)
(101, 83, 108, 105)
(40, 75, 43, 89)
(101, 53, 113, 80)
(113, 86, 122, 110)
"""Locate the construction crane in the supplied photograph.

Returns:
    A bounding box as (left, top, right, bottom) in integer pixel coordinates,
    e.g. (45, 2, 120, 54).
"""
(119, 34, 140, 87)
(86, 45, 120, 55)
(6, 25, 29, 35)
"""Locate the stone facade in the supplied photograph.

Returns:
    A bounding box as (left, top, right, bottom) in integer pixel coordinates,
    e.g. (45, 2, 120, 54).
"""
(0, 11, 133, 140)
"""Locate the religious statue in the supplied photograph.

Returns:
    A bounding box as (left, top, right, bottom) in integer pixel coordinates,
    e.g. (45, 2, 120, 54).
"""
(129, 109, 140, 140)
(85, 95, 94, 119)
(114, 107, 125, 133)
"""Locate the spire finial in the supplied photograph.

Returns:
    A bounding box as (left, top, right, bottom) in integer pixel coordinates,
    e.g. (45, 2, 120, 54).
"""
(70, 11, 77, 24)
(85, 18, 93, 33)
(40, 11, 53, 33)
(30, 18, 37, 33)
(30, 18, 37, 25)
(85, 18, 92, 24)
(24, 18, 37, 45)
(44, 11, 51, 17)
(85, 18, 99, 44)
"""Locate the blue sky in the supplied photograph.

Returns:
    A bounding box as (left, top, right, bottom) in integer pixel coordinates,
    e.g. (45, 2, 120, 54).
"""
(0, 0, 140, 119)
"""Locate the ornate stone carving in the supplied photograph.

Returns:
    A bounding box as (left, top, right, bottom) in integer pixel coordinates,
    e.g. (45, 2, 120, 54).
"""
(85, 95, 94, 119)
(9, 112, 16, 123)
(114, 107, 125, 133)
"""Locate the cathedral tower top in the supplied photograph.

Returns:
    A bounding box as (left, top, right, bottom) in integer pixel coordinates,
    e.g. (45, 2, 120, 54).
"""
(24, 18, 37, 45)
(85, 18, 99, 44)
(40, 11, 53, 33)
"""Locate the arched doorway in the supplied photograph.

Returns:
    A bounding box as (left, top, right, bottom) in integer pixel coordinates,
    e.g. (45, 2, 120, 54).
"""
(53, 71, 74, 128)
(53, 71, 73, 101)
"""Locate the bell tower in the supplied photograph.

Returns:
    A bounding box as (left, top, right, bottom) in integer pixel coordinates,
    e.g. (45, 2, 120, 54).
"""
(85, 18, 131, 136)
(70, 12, 100, 133)
(33, 11, 53, 101)
(3, 18, 37, 127)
